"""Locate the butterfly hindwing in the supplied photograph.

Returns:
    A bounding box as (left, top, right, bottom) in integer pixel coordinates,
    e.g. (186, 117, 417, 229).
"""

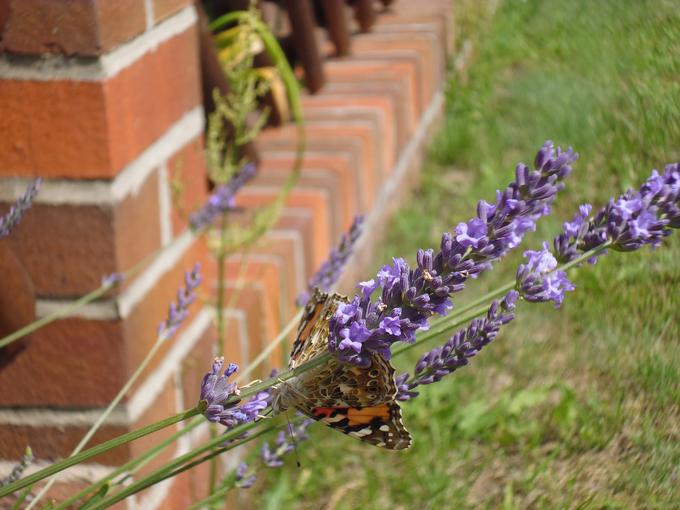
(281, 291, 412, 450)
(312, 403, 411, 450)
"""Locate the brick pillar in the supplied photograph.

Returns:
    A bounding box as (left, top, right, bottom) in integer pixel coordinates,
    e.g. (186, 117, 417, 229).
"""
(0, 0, 454, 506)
(0, 1, 227, 505)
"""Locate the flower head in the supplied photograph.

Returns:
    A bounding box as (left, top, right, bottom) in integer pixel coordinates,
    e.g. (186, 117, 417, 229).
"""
(517, 243, 574, 307)
(0, 446, 33, 487)
(199, 357, 240, 422)
(0, 178, 41, 240)
(235, 462, 256, 489)
(328, 142, 576, 365)
(554, 163, 680, 263)
(198, 358, 273, 430)
(397, 290, 519, 400)
(157, 263, 202, 339)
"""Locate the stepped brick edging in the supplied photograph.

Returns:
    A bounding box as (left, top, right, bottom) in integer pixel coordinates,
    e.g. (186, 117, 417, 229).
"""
(0, 0, 453, 506)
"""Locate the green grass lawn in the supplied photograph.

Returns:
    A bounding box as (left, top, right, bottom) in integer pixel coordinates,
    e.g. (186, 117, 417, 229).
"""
(250, 0, 680, 508)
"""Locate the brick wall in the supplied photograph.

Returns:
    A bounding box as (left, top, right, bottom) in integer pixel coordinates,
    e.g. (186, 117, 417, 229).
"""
(0, 0, 453, 506)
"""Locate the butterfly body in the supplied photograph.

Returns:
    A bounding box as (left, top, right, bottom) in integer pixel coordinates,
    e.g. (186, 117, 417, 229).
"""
(275, 289, 411, 450)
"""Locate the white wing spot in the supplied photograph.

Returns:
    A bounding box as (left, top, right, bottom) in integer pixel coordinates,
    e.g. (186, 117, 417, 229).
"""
(379, 425, 390, 432)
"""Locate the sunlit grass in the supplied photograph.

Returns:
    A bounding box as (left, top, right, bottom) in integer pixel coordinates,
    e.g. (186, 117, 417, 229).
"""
(252, 0, 680, 507)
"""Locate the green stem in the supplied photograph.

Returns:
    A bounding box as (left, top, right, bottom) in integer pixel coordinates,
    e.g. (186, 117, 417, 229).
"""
(0, 229, 208, 350)
(186, 483, 235, 510)
(10, 486, 32, 510)
(395, 243, 611, 355)
(51, 417, 203, 510)
(215, 213, 229, 356)
(0, 408, 199, 498)
(85, 420, 271, 510)
(209, 11, 248, 32)
(26, 325, 180, 508)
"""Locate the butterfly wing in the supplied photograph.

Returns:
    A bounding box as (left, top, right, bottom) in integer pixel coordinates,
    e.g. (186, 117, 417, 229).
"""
(288, 288, 340, 368)
(283, 292, 412, 450)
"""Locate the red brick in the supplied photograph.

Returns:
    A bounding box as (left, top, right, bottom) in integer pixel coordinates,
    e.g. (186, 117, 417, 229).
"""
(260, 152, 362, 226)
(0, 173, 162, 297)
(130, 381, 183, 477)
(153, 0, 191, 24)
(0, 421, 130, 465)
(167, 137, 209, 237)
(253, 163, 345, 241)
(301, 94, 397, 173)
(275, 210, 315, 282)
(352, 34, 439, 108)
(8, 481, 128, 510)
(249, 232, 304, 316)
(257, 122, 381, 210)
(0, 0, 146, 56)
(0, 26, 200, 179)
(124, 239, 211, 394)
(378, 1, 454, 56)
(325, 59, 420, 129)
(223, 258, 281, 351)
(0, 244, 35, 353)
(235, 186, 332, 270)
(324, 79, 414, 144)
(0, 318, 126, 407)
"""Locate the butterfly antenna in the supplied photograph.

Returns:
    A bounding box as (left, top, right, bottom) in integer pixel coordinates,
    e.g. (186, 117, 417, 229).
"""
(285, 411, 302, 468)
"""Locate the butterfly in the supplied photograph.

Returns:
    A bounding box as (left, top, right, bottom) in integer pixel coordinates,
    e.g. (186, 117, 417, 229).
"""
(274, 288, 411, 450)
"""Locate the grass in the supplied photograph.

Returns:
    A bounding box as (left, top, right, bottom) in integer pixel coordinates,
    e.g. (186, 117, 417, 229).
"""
(250, 0, 680, 508)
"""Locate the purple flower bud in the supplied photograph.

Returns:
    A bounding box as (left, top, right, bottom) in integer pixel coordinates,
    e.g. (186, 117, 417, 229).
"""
(235, 462, 256, 488)
(189, 164, 256, 230)
(0, 178, 41, 240)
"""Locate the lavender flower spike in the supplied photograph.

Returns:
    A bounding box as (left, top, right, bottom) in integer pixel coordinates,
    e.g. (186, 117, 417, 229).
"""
(516, 242, 574, 307)
(0, 447, 33, 487)
(199, 357, 240, 422)
(554, 162, 680, 263)
(397, 290, 519, 400)
(329, 141, 577, 366)
(297, 216, 364, 306)
(235, 462, 256, 489)
(157, 263, 202, 340)
(0, 178, 41, 240)
(198, 358, 273, 429)
(189, 163, 256, 230)
(261, 416, 313, 467)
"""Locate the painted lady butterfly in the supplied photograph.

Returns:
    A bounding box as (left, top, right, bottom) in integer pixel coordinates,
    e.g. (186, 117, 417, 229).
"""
(274, 289, 411, 450)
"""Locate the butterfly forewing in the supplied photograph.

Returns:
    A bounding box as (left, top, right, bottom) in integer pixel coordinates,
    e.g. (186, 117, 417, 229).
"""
(281, 291, 412, 450)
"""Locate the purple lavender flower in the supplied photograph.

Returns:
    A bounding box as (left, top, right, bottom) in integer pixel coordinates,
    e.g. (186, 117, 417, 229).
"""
(261, 416, 313, 467)
(554, 163, 680, 263)
(235, 462, 256, 489)
(0, 447, 33, 487)
(296, 216, 364, 306)
(516, 243, 575, 308)
(101, 272, 124, 287)
(189, 163, 256, 230)
(396, 291, 519, 400)
(199, 357, 240, 422)
(157, 263, 202, 339)
(199, 358, 273, 430)
(329, 141, 577, 366)
(0, 178, 41, 240)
